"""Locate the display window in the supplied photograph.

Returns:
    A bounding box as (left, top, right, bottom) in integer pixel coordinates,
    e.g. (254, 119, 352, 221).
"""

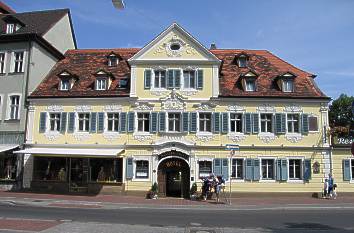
(0, 153, 17, 180)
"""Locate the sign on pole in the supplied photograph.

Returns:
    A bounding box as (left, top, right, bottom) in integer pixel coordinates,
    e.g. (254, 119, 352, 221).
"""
(225, 144, 240, 151)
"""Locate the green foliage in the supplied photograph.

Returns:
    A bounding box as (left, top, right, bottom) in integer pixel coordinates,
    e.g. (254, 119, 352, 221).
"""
(329, 94, 354, 137)
(151, 182, 158, 193)
(190, 182, 197, 195)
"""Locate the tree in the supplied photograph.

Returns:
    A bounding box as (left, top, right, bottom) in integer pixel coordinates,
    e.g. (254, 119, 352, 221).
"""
(329, 94, 354, 137)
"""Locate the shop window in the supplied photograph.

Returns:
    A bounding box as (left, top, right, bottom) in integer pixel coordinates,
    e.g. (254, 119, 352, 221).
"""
(137, 113, 150, 132)
(199, 161, 212, 178)
(261, 159, 275, 180)
(135, 160, 149, 179)
(168, 113, 181, 132)
(289, 159, 302, 180)
(90, 158, 121, 182)
(287, 114, 300, 133)
(230, 113, 243, 133)
(260, 114, 273, 133)
(33, 157, 67, 181)
(0, 153, 17, 180)
(199, 113, 212, 132)
(231, 159, 243, 179)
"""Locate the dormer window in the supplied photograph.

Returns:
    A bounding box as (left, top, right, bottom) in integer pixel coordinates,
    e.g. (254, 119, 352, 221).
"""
(237, 55, 248, 68)
(6, 23, 15, 34)
(118, 78, 128, 89)
(107, 53, 119, 67)
(245, 79, 256, 92)
(96, 77, 107, 90)
(278, 72, 296, 93)
(282, 79, 294, 92)
(58, 71, 75, 91)
(60, 79, 70, 91)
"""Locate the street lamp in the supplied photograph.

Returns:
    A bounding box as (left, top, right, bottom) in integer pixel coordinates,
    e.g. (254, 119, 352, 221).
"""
(112, 0, 125, 10)
(226, 144, 239, 205)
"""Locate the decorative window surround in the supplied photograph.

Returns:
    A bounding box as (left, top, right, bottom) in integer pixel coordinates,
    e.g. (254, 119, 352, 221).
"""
(194, 102, 216, 111)
(75, 105, 92, 112)
(180, 89, 198, 96)
(228, 133, 246, 143)
(285, 133, 304, 143)
(133, 132, 153, 142)
(284, 104, 303, 113)
(257, 104, 276, 113)
(161, 90, 186, 111)
(73, 132, 91, 141)
(151, 90, 170, 96)
(154, 135, 195, 146)
(46, 105, 64, 112)
(227, 104, 245, 112)
(104, 104, 122, 112)
(44, 131, 61, 141)
(153, 33, 198, 57)
(102, 132, 121, 141)
(195, 132, 214, 142)
(132, 157, 150, 181)
(133, 102, 154, 111)
(258, 133, 277, 143)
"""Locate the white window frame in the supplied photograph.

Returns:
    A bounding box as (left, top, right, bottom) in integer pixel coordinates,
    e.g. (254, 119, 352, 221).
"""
(6, 23, 15, 34)
(287, 157, 304, 183)
(7, 94, 21, 120)
(260, 113, 274, 133)
(153, 70, 167, 89)
(282, 79, 294, 92)
(0, 94, 3, 120)
(245, 78, 256, 92)
(260, 158, 276, 181)
(237, 56, 248, 67)
(183, 69, 196, 89)
(286, 113, 300, 134)
(49, 112, 61, 132)
(77, 112, 90, 132)
(60, 79, 70, 91)
(106, 112, 120, 132)
(198, 112, 212, 133)
(231, 158, 245, 181)
(198, 159, 213, 179)
(132, 157, 150, 181)
(351, 159, 354, 182)
(13, 51, 25, 73)
(167, 112, 181, 133)
(108, 55, 118, 67)
(230, 113, 243, 133)
(0, 52, 6, 74)
(136, 112, 150, 133)
(96, 77, 107, 90)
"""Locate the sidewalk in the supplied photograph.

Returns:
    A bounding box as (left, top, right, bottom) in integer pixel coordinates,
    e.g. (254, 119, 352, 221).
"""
(1, 190, 354, 210)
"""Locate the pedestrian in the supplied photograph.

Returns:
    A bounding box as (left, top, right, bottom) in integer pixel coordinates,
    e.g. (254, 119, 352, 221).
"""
(323, 178, 329, 198)
(332, 184, 338, 200)
(328, 173, 334, 198)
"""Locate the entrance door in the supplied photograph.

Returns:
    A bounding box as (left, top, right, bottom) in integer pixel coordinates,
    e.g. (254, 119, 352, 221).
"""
(69, 158, 88, 192)
(166, 170, 182, 197)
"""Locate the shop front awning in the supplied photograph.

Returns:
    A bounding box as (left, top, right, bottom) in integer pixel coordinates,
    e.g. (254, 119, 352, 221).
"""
(0, 144, 19, 153)
(14, 147, 124, 158)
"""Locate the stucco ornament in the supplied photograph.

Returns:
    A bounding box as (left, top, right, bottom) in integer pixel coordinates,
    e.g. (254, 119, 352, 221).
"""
(73, 133, 91, 141)
(258, 133, 277, 143)
(134, 102, 154, 111)
(285, 134, 303, 143)
(161, 90, 186, 111)
(44, 132, 61, 141)
(75, 105, 92, 112)
(257, 104, 276, 113)
(227, 104, 245, 112)
(194, 102, 217, 111)
(102, 132, 120, 141)
(104, 105, 122, 112)
(154, 134, 195, 146)
(195, 134, 214, 142)
(284, 104, 303, 112)
(228, 134, 246, 143)
(46, 105, 64, 112)
(133, 134, 153, 142)
(153, 33, 197, 57)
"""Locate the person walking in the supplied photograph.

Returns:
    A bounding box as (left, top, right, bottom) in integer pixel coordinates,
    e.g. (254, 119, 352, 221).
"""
(323, 178, 329, 198)
(328, 173, 334, 198)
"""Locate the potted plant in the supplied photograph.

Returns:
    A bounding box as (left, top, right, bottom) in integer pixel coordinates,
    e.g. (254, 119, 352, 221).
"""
(147, 182, 158, 199)
(190, 182, 198, 200)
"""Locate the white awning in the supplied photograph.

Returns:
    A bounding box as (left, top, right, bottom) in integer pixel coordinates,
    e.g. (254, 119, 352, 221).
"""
(0, 144, 19, 153)
(14, 147, 124, 158)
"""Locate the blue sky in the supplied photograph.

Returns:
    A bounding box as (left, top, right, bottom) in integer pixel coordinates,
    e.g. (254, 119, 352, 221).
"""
(6, 0, 354, 99)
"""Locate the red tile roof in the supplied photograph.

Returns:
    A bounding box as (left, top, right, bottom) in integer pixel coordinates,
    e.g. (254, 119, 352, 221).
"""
(0, 1, 15, 14)
(30, 48, 328, 99)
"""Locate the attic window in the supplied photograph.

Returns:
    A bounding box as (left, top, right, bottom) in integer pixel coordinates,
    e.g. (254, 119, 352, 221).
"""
(118, 78, 128, 89)
(170, 43, 181, 51)
(6, 23, 14, 34)
(245, 79, 256, 92)
(96, 77, 107, 90)
(108, 54, 118, 67)
(60, 79, 70, 91)
(279, 73, 296, 92)
(58, 71, 74, 91)
(237, 55, 248, 68)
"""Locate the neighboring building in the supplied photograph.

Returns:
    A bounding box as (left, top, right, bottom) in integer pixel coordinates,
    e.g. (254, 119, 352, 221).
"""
(19, 23, 332, 196)
(0, 3, 76, 190)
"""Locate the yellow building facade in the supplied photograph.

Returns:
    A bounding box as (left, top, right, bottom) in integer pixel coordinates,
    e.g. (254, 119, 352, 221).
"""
(18, 23, 337, 196)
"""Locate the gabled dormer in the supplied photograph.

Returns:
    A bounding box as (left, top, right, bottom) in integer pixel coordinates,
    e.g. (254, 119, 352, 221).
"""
(58, 70, 76, 91)
(277, 72, 296, 93)
(3, 15, 25, 34)
(240, 71, 258, 92)
(107, 52, 121, 67)
(94, 69, 113, 90)
(234, 52, 249, 68)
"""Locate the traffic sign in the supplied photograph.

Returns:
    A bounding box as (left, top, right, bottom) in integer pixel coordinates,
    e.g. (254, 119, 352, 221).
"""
(225, 144, 239, 150)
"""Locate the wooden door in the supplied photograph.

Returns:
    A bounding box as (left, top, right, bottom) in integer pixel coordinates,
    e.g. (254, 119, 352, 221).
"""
(157, 170, 166, 196)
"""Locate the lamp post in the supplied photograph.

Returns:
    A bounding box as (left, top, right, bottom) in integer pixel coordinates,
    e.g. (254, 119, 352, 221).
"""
(226, 144, 239, 205)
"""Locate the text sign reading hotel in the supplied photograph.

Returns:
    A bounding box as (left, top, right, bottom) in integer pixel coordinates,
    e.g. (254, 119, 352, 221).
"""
(158, 151, 189, 161)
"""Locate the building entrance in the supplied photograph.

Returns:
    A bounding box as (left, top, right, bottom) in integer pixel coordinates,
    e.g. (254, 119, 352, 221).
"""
(157, 155, 190, 198)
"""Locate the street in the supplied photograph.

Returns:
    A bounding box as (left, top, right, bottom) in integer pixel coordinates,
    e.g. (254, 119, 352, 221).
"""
(1, 202, 354, 232)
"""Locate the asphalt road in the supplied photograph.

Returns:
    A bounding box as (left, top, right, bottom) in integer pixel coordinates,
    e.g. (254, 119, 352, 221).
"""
(1, 203, 354, 232)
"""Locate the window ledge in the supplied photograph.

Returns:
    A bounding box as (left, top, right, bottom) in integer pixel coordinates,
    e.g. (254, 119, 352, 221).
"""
(285, 133, 303, 143)
(133, 133, 153, 142)
(227, 133, 246, 143)
(102, 132, 121, 141)
(196, 132, 214, 142)
(349, 180, 354, 184)
(259, 179, 276, 183)
(230, 178, 245, 183)
(258, 133, 276, 144)
(132, 178, 150, 182)
(287, 179, 304, 183)
(73, 132, 91, 141)
(44, 131, 62, 141)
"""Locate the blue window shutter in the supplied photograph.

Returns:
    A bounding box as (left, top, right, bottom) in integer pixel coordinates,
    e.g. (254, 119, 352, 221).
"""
(197, 69, 203, 90)
(175, 70, 181, 88)
(190, 112, 197, 133)
(303, 159, 312, 181)
(90, 112, 97, 133)
(67, 112, 75, 133)
(97, 112, 104, 133)
(213, 158, 222, 176)
(127, 112, 135, 133)
(222, 158, 229, 180)
(276, 159, 282, 181)
(221, 113, 228, 134)
(126, 157, 134, 179)
(252, 113, 259, 134)
(275, 113, 286, 134)
(281, 159, 288, 181)
(182, 112, 189, 132)
(301, 114, 309, 135)
(150, 112, 158, 133)
(281, 114, 286, 133)
(60, 112, 67, 133)
(167, 70, 174, 89)
(245, 113, 252, 134)
(119, 112, 127, 133)
(343, 159, 351, 181)
(159, 112, 166, 132)
(213, 112, 220, 133)
(253, 159, 260, 181)
(245, 159, 253, 180)
(144, 70, 151, 89)
(39, 112, 46, 133)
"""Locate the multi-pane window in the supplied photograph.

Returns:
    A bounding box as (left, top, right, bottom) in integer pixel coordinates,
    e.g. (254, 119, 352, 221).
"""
(238, 56, 247, 67)
(107, 113, 119, 132)
(14, 52, 24, 73)
(232, 159, 244, 179)
(154, 70, 166, 88)
(283, 79, 294, 92)
(168, 113, 181, 132)
(289, 159, 302, 179)
(118, 78, 128, 88)
(49, 113, 61, 131)
(6, 24, 14, 34)
(0, 53, 5, 74)
(96, 78, 107, 90)
(199, 161, 212, 178)
(168, 69, 180, 88)
(287, 114, 299, 133)
(245, 79, 255, 91)
(60, 79, 70, 91)
(78, 113, 90, 132)
(199, 113, 212, 132)
(9, 95, 20, 120)
(261, 159, 274, 179)
(136, 160, 149, 178)
(260, 114, 273, 133)
(309, 116, 318, 131)
(108, 55, 118, 66)
(137, 113, 150, 132)
(183, 70, 196, 89)
(230, 113, 243, 133)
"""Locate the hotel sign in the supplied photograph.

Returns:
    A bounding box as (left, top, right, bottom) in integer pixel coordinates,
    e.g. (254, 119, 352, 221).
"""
(158, 151, 189, 161)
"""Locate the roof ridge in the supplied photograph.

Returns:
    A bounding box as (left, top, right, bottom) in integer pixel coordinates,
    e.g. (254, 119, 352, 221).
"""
(6, 8, 69, 16)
